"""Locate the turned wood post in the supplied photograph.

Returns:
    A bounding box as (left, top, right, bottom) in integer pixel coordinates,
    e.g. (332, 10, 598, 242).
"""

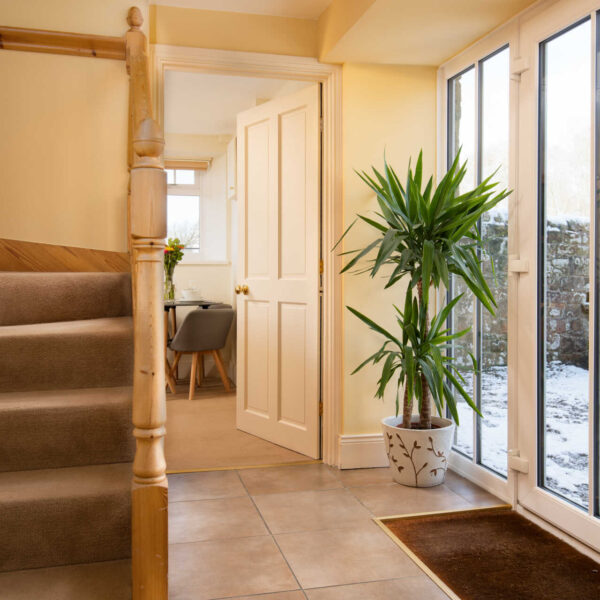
(126, 7, 168, 599)
(130, 117, 168, 600)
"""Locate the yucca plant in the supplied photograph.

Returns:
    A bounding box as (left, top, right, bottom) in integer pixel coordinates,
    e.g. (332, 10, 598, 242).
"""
(340, 151, 509, 430)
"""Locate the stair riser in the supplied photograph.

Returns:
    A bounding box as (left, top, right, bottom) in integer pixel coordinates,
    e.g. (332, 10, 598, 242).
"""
(0, 273, 132, 326)
(0, 328, 133, 393)
(0, 403, 134, 472)
(0, 491, 131, 572)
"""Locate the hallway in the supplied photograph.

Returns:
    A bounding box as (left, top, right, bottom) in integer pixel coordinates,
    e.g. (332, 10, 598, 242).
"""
(168, 464, 502, 599)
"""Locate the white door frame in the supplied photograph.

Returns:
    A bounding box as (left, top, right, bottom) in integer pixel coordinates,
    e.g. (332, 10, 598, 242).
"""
(438, 20, 519, 505)
(151, 44, 343, 466)
(438, 0, 600, 554)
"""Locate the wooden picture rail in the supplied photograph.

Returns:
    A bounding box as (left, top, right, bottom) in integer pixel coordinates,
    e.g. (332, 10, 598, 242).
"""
(0, 25, 126, 60)
(125, 7, 169, 600)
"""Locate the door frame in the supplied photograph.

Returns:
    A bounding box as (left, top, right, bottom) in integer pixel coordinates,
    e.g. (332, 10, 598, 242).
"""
(151, 44, 343, 466)
(438, 0, 600, 554)
(437, 19, 519, 505)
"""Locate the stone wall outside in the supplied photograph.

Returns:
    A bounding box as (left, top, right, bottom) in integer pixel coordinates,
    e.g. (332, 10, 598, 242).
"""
(452, 214, 589, 369)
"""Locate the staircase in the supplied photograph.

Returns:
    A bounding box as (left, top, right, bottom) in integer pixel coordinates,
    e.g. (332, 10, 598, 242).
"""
(0, 272, 135, 598)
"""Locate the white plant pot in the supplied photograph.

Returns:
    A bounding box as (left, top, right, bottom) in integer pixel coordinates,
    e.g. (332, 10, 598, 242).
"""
(382, 415, 455, 488)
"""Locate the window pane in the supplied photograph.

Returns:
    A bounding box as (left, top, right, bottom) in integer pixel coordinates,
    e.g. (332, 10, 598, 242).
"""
(448, 67, 476, 457)
(166, 169, 175, 185)
(167, 195, 200, 249)
(479, 47, 510, 476)
(175, 169, 195, 185)
(540, 19, 591, 508)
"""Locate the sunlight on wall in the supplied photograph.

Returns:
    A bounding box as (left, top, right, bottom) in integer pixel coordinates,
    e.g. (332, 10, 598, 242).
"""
(342, 63, 437, 434)
(0, 0, 149, 252)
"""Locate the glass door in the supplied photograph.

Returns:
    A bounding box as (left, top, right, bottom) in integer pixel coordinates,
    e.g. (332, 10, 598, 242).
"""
(517, 0, 600, 551)
(445, 43, 512, 498)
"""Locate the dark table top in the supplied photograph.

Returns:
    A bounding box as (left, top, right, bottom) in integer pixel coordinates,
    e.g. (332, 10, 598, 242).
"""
(163, 299, 216, 310)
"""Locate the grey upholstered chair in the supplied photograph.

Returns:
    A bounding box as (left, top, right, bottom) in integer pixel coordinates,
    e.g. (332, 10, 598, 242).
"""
(168, 308, 234, 400)
(208, 303, 232, 310)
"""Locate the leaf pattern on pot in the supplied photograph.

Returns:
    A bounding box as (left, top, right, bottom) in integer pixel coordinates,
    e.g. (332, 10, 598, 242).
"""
(427, 435, 448, 478)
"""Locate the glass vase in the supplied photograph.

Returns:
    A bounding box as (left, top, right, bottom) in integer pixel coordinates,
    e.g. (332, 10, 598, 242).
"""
(164, 270, 175, 301)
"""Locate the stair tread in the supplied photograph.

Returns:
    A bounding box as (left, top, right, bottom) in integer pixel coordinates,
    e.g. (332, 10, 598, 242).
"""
(0, 272, 132, 327)
(0, 317, 133, 393)
(0, 559, 131, 600)
(0, 463, 131, 504)
(0, 386, 132, 410)
(0, 316, 132, 338)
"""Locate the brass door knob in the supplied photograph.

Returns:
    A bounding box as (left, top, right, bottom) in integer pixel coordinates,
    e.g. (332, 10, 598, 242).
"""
(235, 284, 249, 295)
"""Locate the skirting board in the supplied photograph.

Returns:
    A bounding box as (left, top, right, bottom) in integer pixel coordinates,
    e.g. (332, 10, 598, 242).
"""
(339, 433, 388, 469)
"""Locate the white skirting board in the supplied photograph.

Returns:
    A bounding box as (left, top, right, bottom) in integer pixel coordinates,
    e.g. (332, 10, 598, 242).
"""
(338, 433, 389, 469)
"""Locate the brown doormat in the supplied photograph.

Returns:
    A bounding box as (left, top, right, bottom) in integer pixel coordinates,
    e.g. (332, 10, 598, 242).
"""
(376, 506, 600, 600)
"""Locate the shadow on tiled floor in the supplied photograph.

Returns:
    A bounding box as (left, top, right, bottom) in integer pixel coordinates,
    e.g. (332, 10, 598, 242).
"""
(168, 464, 504, 599)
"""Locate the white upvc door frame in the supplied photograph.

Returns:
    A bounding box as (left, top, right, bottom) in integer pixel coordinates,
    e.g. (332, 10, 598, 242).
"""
(515, 0, 600, 552)
(439, 0, 600, 554)
(151, 45, 343, 466)
(438, 21, 519, 505)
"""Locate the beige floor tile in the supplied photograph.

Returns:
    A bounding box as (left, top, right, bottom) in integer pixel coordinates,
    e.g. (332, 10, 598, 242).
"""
(169, 496, 268, 544)
(228, 593, 306, 600)
(239, 464, 342, 496)
(305, 576, 450, 599)
(253, 489, 372, 534)
(443, 470, 506, 507)
(169, 470, 247, 502)
(275, 522, 420, 588)
(332, 467, 394, 487)
(169, 536, 298, 600)
(349, 482, 472, 517)
(0, 559, 131, 600)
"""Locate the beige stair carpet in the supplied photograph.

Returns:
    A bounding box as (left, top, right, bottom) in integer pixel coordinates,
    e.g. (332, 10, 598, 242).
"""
(0, 271, 133, 591)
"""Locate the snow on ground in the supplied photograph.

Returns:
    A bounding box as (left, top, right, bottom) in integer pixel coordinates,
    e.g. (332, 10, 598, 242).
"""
(453, 362, 589, 508)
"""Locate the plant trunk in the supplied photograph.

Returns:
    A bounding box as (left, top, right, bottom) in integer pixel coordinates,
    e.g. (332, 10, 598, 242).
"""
(417, 279, 432, 429)
(401, 384, 412, 429)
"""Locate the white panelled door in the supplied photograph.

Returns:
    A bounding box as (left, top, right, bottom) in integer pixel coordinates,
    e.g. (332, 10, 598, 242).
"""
(235, 84, 321, 458)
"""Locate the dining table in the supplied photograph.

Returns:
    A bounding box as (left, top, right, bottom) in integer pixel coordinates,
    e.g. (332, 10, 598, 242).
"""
(164, 299, 218, 391)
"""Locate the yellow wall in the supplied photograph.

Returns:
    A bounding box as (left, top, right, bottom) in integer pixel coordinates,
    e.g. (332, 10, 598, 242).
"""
(150, 5, 317, 57)
(341, 63, 437, 434)
(0, 0, 148, 252)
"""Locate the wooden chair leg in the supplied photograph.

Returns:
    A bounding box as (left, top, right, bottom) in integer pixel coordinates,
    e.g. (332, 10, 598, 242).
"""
(165, 357, 176, 394)
(196, 352, 204, 387)
(170, 351, 181, 378)
(189, 352, 198, 401)
(212, 349, 231, 392)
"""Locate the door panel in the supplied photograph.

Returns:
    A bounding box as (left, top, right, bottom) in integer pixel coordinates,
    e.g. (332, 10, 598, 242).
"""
(516, 0, 600, 551)
(236, 84, 320, 458)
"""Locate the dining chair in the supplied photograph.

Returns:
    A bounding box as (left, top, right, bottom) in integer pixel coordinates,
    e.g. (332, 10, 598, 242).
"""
(168, 308, 234, 400)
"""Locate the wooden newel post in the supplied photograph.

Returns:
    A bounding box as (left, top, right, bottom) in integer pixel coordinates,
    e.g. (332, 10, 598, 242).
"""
(130, 116, 168, 600)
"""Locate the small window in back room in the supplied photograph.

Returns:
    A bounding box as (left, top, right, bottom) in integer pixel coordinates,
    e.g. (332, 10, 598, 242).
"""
(166, 168, 228, 262)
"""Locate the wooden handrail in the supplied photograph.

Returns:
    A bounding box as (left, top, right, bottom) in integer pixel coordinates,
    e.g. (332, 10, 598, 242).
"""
(0, 25, 126, 60)
(125, 7, 168, 600)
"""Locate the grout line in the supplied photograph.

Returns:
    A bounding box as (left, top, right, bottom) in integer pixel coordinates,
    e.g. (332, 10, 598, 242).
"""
(168, 532, 273, 547)
(235, 470, 309, 599)
(301, 575, 426, 592)
(167, 459, 321, 474)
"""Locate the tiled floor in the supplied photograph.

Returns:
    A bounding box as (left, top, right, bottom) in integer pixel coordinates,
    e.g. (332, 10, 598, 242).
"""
(168, 464, 503, 599)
